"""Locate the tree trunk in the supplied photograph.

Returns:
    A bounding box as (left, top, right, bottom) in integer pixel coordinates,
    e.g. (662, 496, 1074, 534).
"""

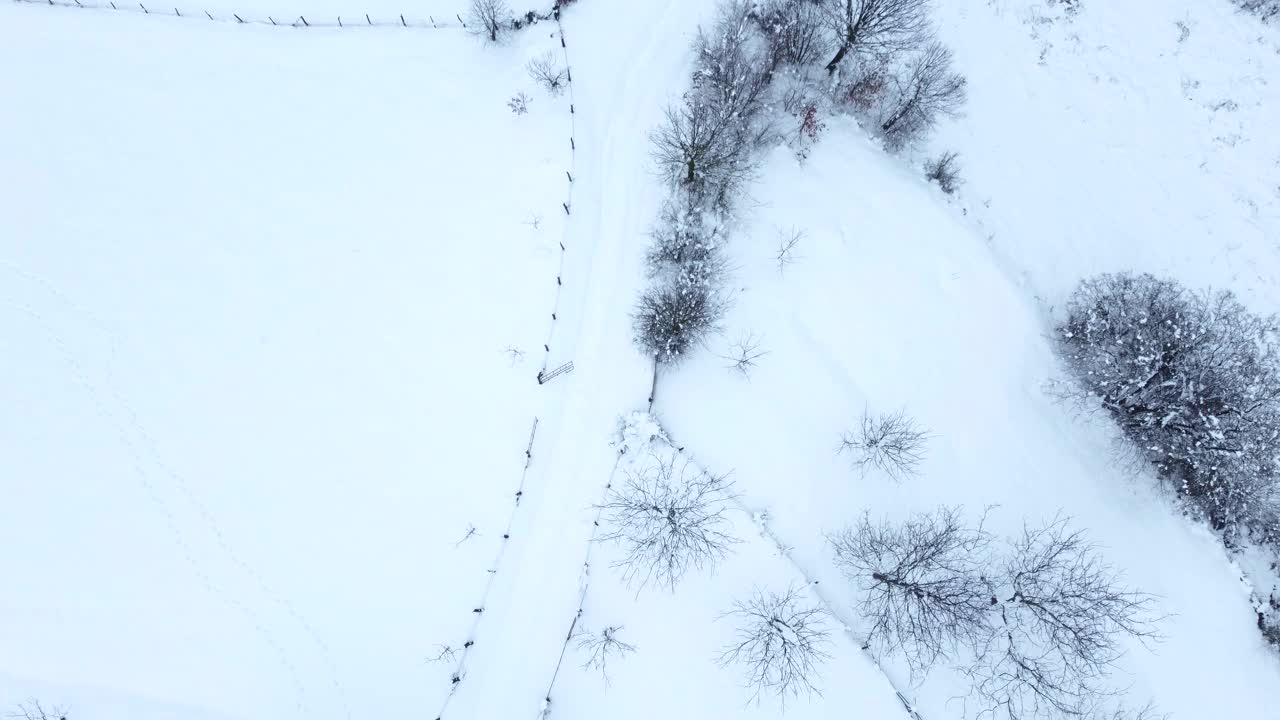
(825, 40, 852, 74)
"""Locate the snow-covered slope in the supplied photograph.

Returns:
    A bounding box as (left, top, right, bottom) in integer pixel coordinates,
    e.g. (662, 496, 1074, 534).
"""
(3, 0, 1279, 718)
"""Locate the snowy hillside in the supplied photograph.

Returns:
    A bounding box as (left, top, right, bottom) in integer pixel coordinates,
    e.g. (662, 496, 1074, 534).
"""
(3, 0, 1279, 719)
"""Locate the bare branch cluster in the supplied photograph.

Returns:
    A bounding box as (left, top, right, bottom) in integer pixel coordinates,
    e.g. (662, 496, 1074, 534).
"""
(721, 332, 769, 377)
(924, 151, 963, 194)
(718, 585, 833, 704)
(776, 226, 803, 272)
(818, 0, 932, 72)
(527, 51, 568, 95)
(5, 701, 68, 720)
(577, 625, 637, 683)
(599, 453, 739, 590)
(839, 408, 931, 480)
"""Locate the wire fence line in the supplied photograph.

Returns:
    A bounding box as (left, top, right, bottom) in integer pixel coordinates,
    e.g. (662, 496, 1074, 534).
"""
(431, 11, 579, 718)
(11, 0, 469, 30)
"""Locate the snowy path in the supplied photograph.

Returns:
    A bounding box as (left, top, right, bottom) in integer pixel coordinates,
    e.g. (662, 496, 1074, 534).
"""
(440, 3, 711, 717)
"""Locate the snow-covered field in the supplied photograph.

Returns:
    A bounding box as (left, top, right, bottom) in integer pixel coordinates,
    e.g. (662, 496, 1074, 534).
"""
(3, 0, 1279, 718)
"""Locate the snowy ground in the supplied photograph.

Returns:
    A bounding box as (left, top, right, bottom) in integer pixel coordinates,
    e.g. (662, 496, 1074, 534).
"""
(4, 0, 1280, 718)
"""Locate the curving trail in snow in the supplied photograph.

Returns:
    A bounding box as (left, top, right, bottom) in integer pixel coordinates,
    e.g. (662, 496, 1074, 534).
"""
(440, 2, 713, 716)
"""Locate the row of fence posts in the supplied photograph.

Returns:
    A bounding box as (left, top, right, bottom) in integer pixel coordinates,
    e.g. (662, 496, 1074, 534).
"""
(432, 11, 578, 719)
(13, 0, 468, 29)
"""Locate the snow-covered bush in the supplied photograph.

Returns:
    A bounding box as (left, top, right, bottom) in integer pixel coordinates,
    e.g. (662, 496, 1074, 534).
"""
(924, 151, 962, 194)
(508, 92, 531, 115)
(599, 454, 738, 589)
(1235, 0, 1280, 22)
(831, 508, 1160, 718)
(633, 283, 726, 363)
(651, 1, 776, 209)
(717, 585, 832, 704)
(468, 0, 511, 43)
(753, 0, 830, 67)
(879, 42, 967, 149)
(1057, 273, 1280, 541)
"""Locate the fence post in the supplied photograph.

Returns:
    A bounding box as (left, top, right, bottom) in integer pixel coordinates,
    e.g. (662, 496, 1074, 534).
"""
(456, 12, 466, 26)
(400, 13, 406, 26)
(205, 10, 212, 19)
(365, 13, 370, 24)
(173, 7, 179, 16)
(298, 14, 308, 26)
(234, 12, 242, 22)
(269, 16, 276, 24)
(566, 68, 572, 82)
(139, 3, 147, 13)
(110, 2, 116, 8)
(566, 171, 573, 182)
(570, 138, 575, 150)
(562, 203, 570, 215)
(337, 16, 342, 27)
(570, 104, 575, 114)
(429, 15, 436, 27)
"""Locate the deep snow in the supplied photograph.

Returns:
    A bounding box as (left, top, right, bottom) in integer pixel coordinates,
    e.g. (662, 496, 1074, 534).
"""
(3, 0, 1280, 718)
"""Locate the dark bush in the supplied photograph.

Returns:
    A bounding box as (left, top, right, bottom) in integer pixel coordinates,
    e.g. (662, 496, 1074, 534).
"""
(1057, 272, 1280, 539)
(924, 151, 962, 194)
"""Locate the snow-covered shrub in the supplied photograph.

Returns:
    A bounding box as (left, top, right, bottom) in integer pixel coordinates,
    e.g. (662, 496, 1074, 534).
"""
(468, 0, 511, 43)
(633, 283, 726, 363)
(645, 200, 726, 290)
(717, 585, 832, 704)
(1057, 272, 1280, 540)
(753, 0, 830, 66)
(599, 454, 737, 589)
(652, 1, 776, 209)
(879, 42, 967, 150)
(508, 92, 531, 115)
(526, 51, 567, 95)
(816, 0, 931, 73)
(924, 151, 962, 194)
(1235, 0, 1280, 22)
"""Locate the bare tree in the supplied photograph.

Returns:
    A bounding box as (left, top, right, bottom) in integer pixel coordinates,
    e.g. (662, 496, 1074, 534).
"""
(718, 585, 833, 705)
(577, 625, 637, 683)
(6, 701, 67, 720)
(839, 408, 931, 480)
(427, 643, 457, 664)
(818, 0, 932, 73)
(599, 453, 738, 590)
(468, 0, 511, 43)
(880, 41, 967, 149)
(721, 332, 769, 377)
(527, 51, 568, 95)
(829, 507, 994, 672)
(924, 151, 963, 194)
(775, 226, 803, 272)
(967, 517, 1160, 720)
(633, 283, 728, 364)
